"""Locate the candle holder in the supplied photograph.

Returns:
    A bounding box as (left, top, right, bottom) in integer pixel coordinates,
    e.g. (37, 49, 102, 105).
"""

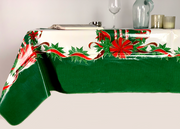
(163, 16, 176, 29)
(151, 15, 164, 29)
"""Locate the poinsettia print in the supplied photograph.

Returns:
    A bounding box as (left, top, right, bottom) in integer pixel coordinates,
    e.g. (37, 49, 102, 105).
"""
(110, 37, 133, 58)
(29, 31, 39, 41)
(2, 31, 43, 95)
(96, 30, 111, 41)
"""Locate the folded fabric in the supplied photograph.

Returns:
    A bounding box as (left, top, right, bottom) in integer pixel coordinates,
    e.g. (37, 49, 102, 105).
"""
(1, 29, 180, 125)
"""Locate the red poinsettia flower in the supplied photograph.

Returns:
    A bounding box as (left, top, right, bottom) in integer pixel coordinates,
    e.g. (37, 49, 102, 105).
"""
(29, 31, 39, 41)
(96, 30, 111, 41)
(110, 37, 133, 58)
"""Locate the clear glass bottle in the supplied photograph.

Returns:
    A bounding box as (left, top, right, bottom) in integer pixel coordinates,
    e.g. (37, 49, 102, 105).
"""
(133, 0, 154, 29)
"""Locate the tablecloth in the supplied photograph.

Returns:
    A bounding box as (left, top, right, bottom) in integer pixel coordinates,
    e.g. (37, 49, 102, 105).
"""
(1, 29, 180, 125)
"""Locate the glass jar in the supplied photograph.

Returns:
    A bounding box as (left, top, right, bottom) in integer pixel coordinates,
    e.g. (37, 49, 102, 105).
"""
(133, 0, 154, 29)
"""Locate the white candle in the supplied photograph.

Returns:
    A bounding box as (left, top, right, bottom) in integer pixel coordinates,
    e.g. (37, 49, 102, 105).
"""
(163, 16, 176, 29)
(163, 22, 175, 29)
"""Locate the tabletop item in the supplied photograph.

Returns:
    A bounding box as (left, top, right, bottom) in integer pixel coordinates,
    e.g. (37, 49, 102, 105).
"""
(89, 21, 102, 27)
(133, 0, 154, 29)
(49, 24, 103, 30)
(108, 0, 121, 29)
(2, 29, 180, 125)
(151, 15, 164, 29)
(163, 16, 176, 29)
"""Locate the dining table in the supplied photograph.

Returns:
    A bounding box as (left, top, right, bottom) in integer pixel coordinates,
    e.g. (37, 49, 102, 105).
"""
(1, 28, 180, 125)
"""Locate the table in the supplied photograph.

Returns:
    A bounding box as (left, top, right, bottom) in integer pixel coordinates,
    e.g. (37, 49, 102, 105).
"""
(1, 29, 180, 125)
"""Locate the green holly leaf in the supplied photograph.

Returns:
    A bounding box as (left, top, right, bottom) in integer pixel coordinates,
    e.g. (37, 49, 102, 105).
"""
(150, 43, 171, 61)
(150, 43, 171, 55)
(150, 45, 157, 51)
(133, 41, 143, 52)
(4, 82, 8, 87)
(174, 47, 180, 54)
(52, 44, 58, 48)
(34, 46, 43, 59)
(100, 38, 111, 56)
(35, 45, 42, 52)
(50, 53, 59, 61)
(176, 56, 180, 62)
(52, 43, 64, 52)
(43, 43, 65, 61)
(36, 54, 43, 59)
(159, 44, 171, 52)
(174, 47, 180, 62)
(44, 45, 50, 51)
(69, 47, 88, 55)
(72, 47, 76, 52)
(68, 47, 89, 63)
(94, 45, 103, 52)
(142, 38, 146, 43)
(30, 38, 38, 46)
(175, 50, 179, 53)
(93, 37, 111, 56)
(139, 46, 148, 52)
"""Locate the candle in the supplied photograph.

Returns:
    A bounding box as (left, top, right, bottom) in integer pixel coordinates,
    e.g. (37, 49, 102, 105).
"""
(163, 16, 176, 29)
(163, 22, 175, 29)
(151, 15, 164, 29)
